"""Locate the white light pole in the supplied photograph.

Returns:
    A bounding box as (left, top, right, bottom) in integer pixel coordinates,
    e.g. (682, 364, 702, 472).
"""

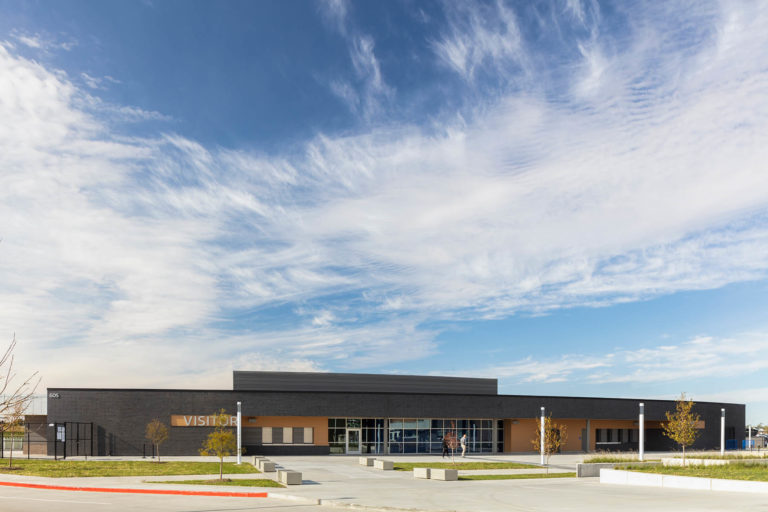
(540, 406, 545, 465)
(639, 403, 645, 462)
(720, 408, 725, 456)
(237, 401, 242, 465)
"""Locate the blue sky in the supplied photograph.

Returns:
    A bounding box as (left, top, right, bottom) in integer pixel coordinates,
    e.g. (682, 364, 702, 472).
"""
(1, 0, 768, 423)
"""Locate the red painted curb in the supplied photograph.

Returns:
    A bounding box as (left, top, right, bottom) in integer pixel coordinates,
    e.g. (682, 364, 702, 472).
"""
(0, 480, 268, 498)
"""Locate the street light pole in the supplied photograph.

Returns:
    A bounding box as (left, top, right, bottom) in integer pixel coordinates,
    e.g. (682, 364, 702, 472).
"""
(540, 407, 545, 466)
(236, 401, 242, 465)
(720, 408, 725, 456)
(639, 403, 645, 462)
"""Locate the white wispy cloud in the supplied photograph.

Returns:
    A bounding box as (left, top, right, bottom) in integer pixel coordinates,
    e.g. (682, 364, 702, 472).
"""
(318, 0, 348, 36)
(11, 30, 76, 52)
(487, 356, 610, 383)
(81, 72, 121, 90)
(592, 334, 768, 384)
(1, 1, 768, 389)
(432, 0, 527, 82)
(468, 332, 768, 387)
(320, 0, 393, 118)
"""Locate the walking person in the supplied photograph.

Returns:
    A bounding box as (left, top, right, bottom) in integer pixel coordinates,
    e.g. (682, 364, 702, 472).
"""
(460, 433, 467, 457)
(441, 435, 449, 458)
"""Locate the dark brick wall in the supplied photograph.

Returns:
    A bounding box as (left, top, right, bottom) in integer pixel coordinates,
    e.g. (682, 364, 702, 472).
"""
(233, 371, 498, 395)
(46, 388, 744, 455)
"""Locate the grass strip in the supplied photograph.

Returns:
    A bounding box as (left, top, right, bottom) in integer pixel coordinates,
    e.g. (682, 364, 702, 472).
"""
(458, 472, 577, 481)
(394, 462, 538, 471)
(625, 463, 768, 482)
(675, 454, 768, 460)
(583, 456, 641, 463)
(151, 478, 283, 488)
(0, 460, 260, 478)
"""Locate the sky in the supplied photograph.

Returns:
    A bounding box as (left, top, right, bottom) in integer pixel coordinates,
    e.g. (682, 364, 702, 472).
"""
(1, 0, 768, 423)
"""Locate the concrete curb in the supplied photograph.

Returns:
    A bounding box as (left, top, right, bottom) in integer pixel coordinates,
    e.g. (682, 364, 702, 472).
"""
(600, 468, 768, 493)
(0, 480, 268, 498)
(577, 462, 658, 477)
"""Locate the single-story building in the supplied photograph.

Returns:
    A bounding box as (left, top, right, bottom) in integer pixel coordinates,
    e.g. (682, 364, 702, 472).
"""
(44, 371, 745, 456)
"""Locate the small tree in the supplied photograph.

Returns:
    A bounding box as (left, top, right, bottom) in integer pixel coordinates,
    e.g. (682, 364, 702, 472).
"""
(444, 430, 458, 464)
(531, 415, 568, 473)
(0, 335, 39, 416)
(3, 401, 25, 468)
(0, 335, 39, 467)
(145, 419, 169, 462)
(199, 409, 237, 481)
(663, 393, 701, 465)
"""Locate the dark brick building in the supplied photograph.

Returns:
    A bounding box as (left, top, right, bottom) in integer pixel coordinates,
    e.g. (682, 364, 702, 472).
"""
(45, 371, 744, 456)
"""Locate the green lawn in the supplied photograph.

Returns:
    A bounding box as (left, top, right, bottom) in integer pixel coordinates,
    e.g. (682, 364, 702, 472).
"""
(151, 478, 283, 488)
(458, 472, 576, 481)
(583, 456, 645, 463)
(394, 462, 538, 471)
(0, 460, 260, 478)
(625, 463, 768, 482)
(676, 454, 768, 460)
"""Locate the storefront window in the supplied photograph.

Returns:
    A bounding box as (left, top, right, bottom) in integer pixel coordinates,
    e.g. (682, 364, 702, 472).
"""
(328, 417, 496, 455)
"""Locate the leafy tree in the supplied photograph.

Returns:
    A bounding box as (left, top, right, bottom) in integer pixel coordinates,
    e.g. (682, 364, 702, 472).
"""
(663, 393, 701, 465)
(145, 418, 169, 462)
(530, 415, 568, 473)
(199, 409, 237, 480)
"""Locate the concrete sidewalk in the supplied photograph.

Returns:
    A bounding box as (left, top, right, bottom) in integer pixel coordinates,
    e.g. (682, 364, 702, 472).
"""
(260, 453, 768, 512)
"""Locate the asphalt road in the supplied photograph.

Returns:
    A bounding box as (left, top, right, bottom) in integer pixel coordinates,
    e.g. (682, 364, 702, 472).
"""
(0, 487, 322, 512)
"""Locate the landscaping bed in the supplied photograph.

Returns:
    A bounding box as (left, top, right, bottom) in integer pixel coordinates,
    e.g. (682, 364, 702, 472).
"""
(0, 460, 260, 478)
(151, 478, 282, 487)
(624, 462, 768, 482)
(459, 472, 576, 481)
(583, 456, 645, 463)
(676, 453, 768, 460)
(394, 462, 538, 471)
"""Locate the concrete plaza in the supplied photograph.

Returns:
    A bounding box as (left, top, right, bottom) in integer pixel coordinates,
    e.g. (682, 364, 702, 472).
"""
(2, 453, 768, 511)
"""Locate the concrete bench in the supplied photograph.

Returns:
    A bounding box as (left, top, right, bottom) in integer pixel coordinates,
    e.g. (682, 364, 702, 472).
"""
(359, 456, 376, 466)
(413, 467, 431, 479)
(278, 470, 302, 485)
(431, 468, 458, 481)
(374, 459, 394, 470)
(258, 460, 276, 472)
(250, 455, 266, 465)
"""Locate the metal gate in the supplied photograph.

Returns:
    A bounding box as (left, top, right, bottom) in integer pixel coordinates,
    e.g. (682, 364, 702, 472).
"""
(49, 422, 94, 459)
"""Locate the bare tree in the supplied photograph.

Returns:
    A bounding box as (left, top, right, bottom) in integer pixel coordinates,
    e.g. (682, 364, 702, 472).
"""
(0, 335, 39, 465)
(444, 430, 458, 464)
(0, 334, 40, 416)
(2, 401, 25, 468)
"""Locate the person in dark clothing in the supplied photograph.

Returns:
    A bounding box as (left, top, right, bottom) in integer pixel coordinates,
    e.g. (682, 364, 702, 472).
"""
(441, 436, 449, 458)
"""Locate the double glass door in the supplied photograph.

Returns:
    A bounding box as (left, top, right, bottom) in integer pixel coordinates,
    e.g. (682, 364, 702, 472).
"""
(346, 428, 361, 454)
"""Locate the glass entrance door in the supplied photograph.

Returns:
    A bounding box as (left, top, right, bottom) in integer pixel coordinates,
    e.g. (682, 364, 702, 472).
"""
(346, 429, 361, 454)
